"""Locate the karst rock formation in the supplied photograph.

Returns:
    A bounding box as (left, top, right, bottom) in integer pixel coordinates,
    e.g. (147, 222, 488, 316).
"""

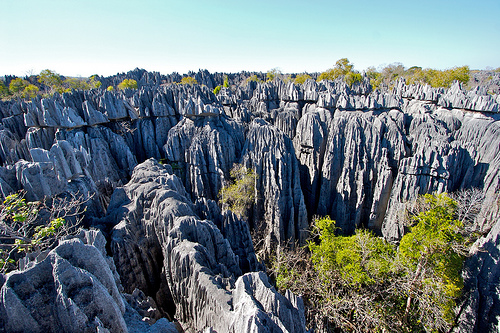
(0, 68, 499, 332)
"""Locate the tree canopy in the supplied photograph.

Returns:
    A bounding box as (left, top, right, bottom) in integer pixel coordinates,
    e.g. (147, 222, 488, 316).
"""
(117, 78, 138, 90)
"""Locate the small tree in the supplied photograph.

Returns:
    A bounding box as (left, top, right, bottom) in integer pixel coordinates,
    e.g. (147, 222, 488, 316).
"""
(246, 74, 263, 85)
(117, 78, 138, 90)
(89, 75, 102, 89)
(64, 77, 90, 91)
(0, 191, 89, 273)
(9, 78, 27, 96)
(22, 84, 39, 99)
(294, 73, 312, 85)
(273, 193, 482, 332)
(179, 76, 198, 86)
(219, 164, 257, 219)
(38, 69, 64, 94)
(266, 68, 282, 82)
(0, 80, 9, 98)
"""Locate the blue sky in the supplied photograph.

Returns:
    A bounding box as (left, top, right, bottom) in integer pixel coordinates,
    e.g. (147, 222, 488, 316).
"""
(1, 0, 499, 77)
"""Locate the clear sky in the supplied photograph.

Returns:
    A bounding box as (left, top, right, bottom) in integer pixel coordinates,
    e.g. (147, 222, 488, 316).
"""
(1, 0, 499, 77)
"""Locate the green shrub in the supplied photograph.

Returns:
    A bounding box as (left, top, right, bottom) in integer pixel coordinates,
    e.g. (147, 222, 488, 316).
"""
(0, 80, 9, 98)
(273, 193, 480, 332)
(223, 75, 229, 88)
(213, 85, 221, 95)
(293, 73, 312, 85)
(107, 85, 114, 91)
(246, 74, 262, 84)
(179, 76, 198, 86)
(117, 78, 138, 90)
(22, 84, 39, 99)
(9, 78, 27, 95)
(317, 58, 354, 82)
(219, 164, 256, 218)
(0, 192, 87, 273)
(64, 77, 90, 91)
(89, 75, 102, 89)
(38, 69, 63, 89)
(344, 72, 363, 87)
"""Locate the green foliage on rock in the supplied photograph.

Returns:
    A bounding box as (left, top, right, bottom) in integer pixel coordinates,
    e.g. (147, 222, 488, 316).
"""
(405, 66, 470, 88)
(117, 78, 138, 90)
(9, 78, 28, 95)
(38, 69, 63, 89)
(266, 68, 282, 82)
(0, 192, 87, 273)
(213, 85, 222, 95)
(219, 164, 257, 219)
(344, 71, 363, 87)
(318, 58, 364, 87)
(368, 64, 470, 90)
(398, 193, 471, 326)
(179, 76, 198, 86)
(64, 77, 90, 91)
(309, 217, 395, 287)
(273, 192, 480, 332)
(0, 80, 9, 97)
(62, 75, 101, 91)
(22, 84, 39, 99)
(246, 74, 263, 84)
(317, 58, 354, 82)
(293, 73, 312, 85)
(107, 85, 114, 91)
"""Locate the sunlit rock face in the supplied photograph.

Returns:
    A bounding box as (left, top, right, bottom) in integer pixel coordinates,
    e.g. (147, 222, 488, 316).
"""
(0, 69, 499, 331)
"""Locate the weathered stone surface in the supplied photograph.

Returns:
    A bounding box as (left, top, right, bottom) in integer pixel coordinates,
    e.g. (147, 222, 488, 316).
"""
(455, 216, 500, 333)
(317, 110, 406, 234)
(0, 230, 127, 333)
(109, 159, 306, 332)
(164, 116, 245, 200)
(293, 108, 333, 215)
(241, 119, 308, 249)
(1, 70, 500, 331)
(83, 100, 109, 126)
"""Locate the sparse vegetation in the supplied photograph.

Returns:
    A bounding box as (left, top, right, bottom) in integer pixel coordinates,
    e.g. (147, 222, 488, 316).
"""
(0, 191, 89, 273)
(367, 63, 470, 90)
(317, 58, 364, 87)
(294, 73, 312, 85)
(272, 192, 482, 332)
(266, 68, 282, 82)
(246, 74, 263, 84)
(179, 76, 198, 86)
(118, 78, 138, 90)
(219, 164, 257, 219)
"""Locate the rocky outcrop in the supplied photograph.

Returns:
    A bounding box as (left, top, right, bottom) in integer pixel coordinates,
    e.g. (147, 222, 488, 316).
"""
(455, 216, 500, 332)
(0, 230, 127, 333)
(108, 159, 305, 332)
(1, 69, 500, 331)
(164, 115, 245, 200)
(241, 119, 308, 248)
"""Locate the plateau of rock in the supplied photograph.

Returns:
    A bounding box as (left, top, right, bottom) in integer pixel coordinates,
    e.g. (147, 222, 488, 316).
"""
(0, 68, 499, 332)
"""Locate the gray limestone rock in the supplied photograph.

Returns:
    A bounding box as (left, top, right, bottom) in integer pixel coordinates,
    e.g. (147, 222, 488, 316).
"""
(455, 216, 500, 332)
(109, 159, 306, 332)
(164, 116, 245, 200)
(0, 230, 127, 333)
(83, 101, 109, 126)
(241, 119, 308, 250)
